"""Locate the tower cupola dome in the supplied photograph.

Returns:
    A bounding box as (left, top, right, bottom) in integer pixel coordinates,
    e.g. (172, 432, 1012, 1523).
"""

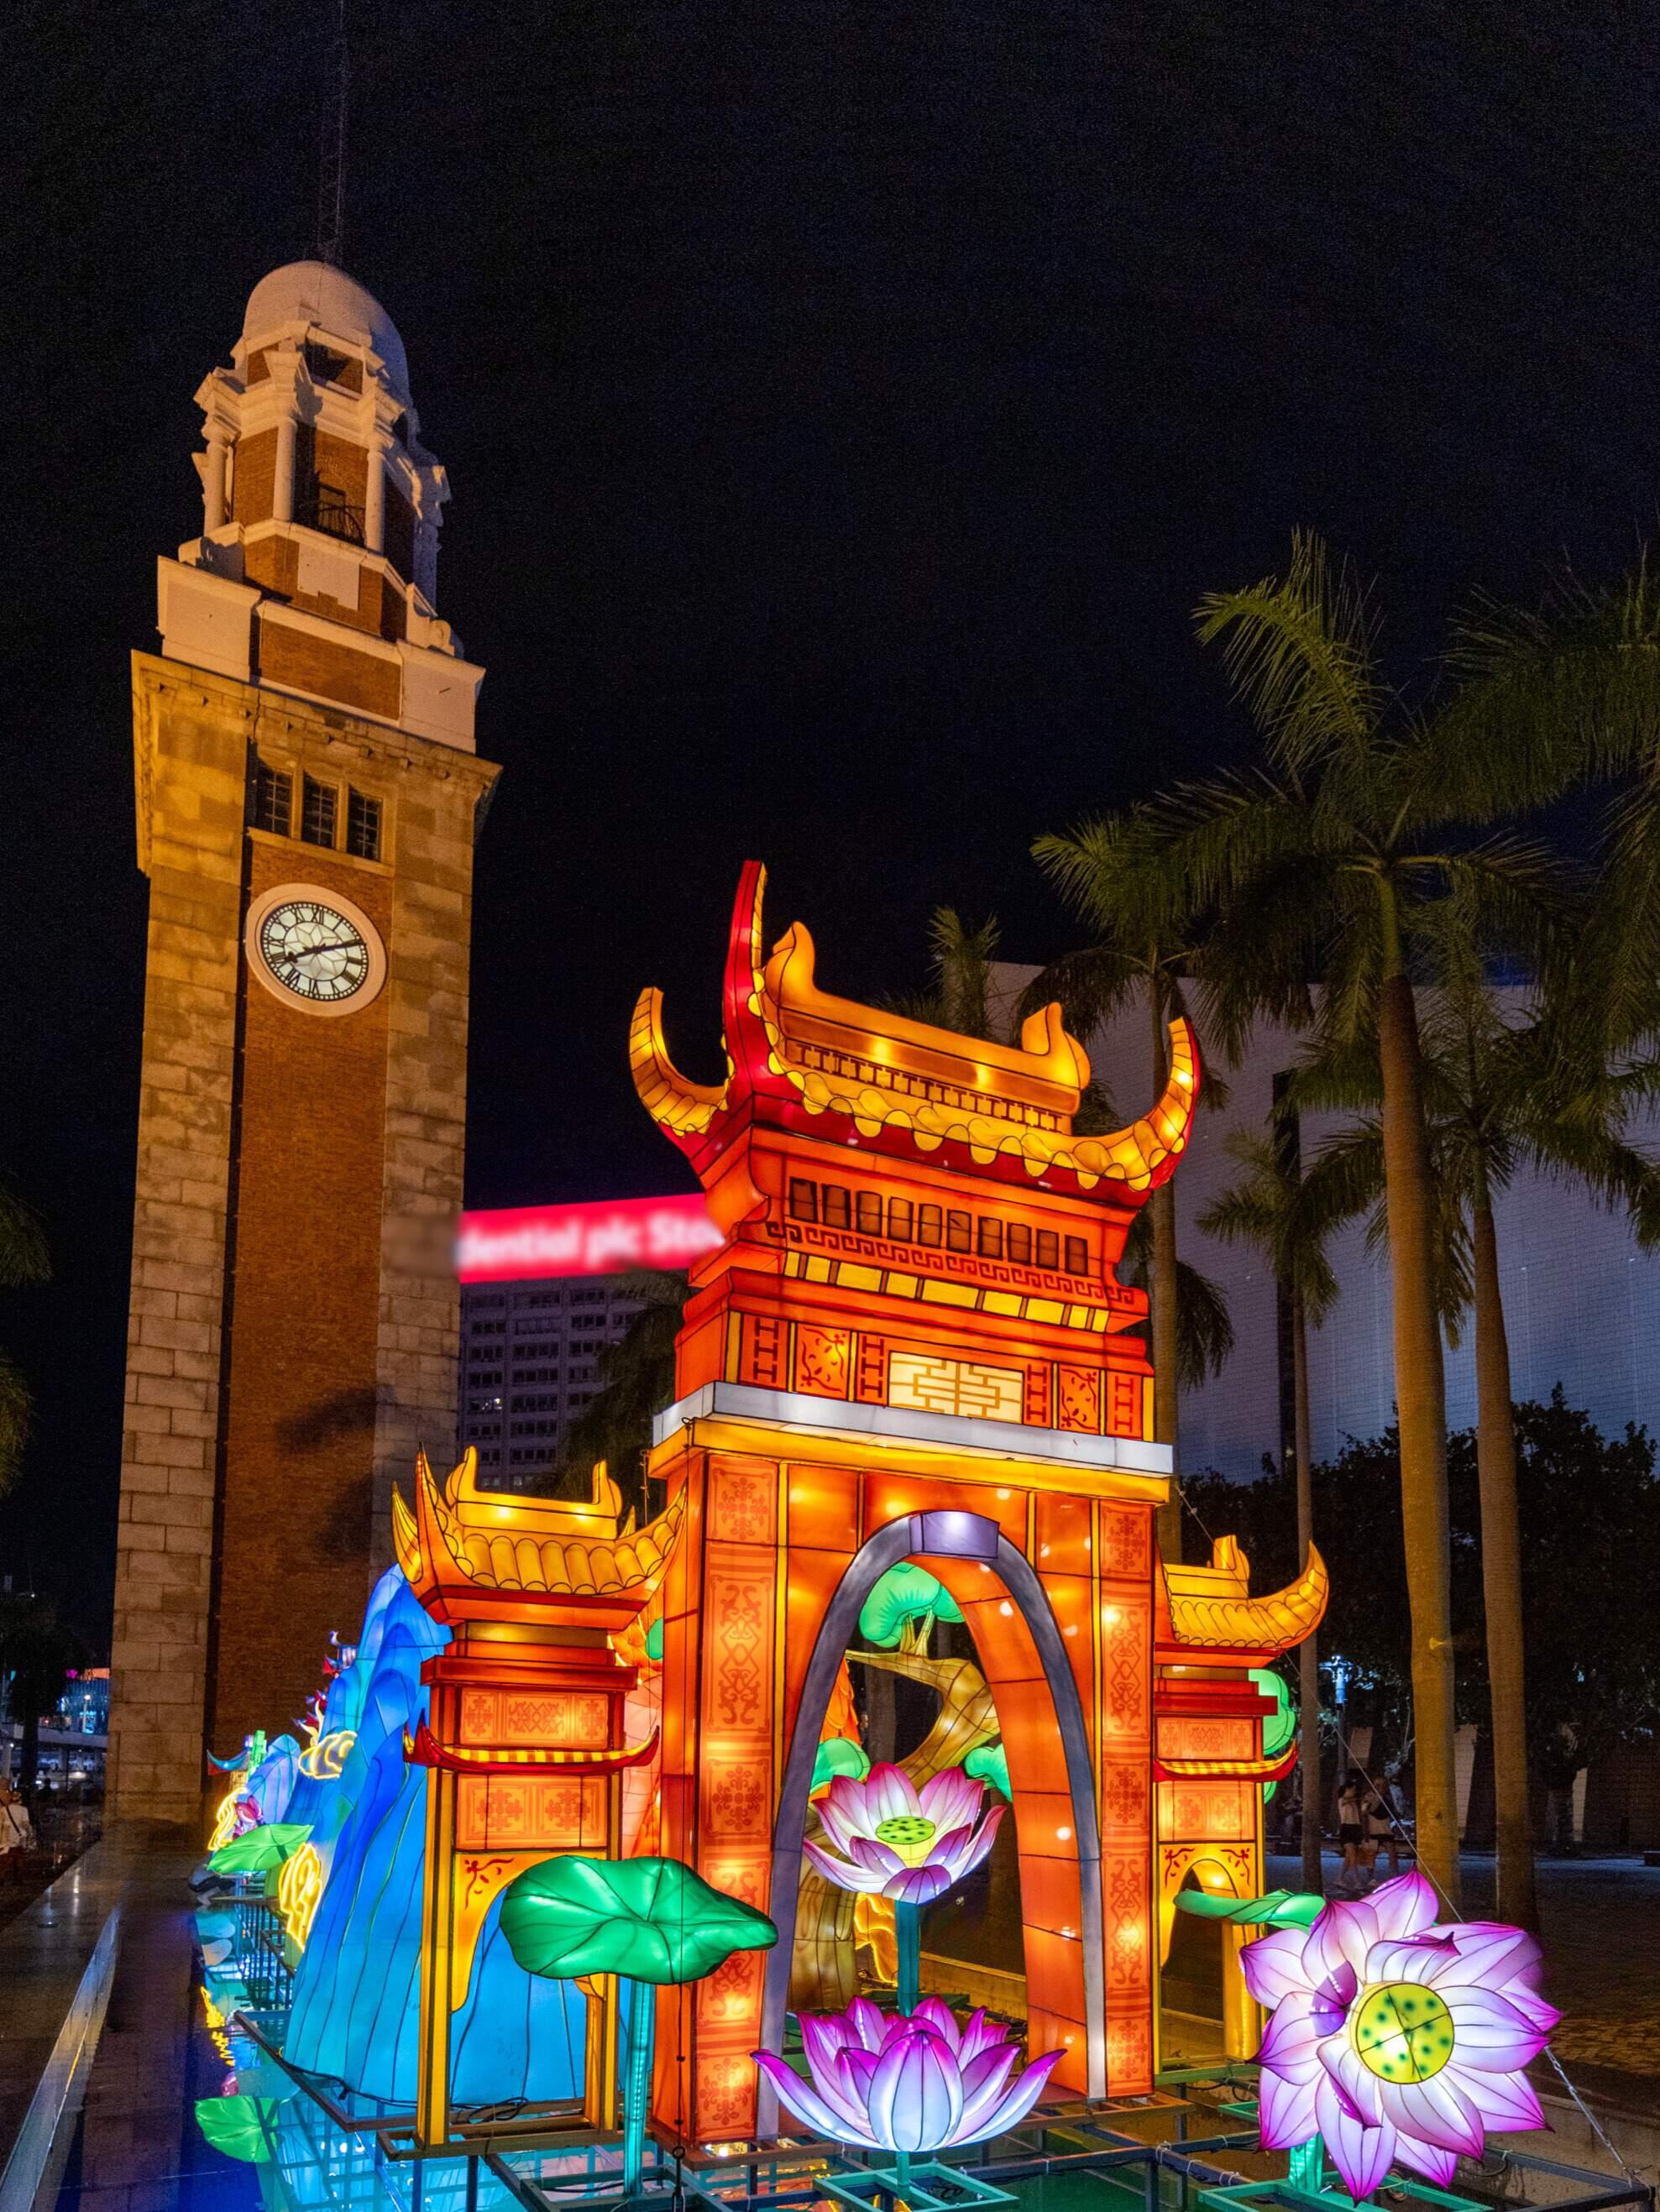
(239, 260, 411, 406)
(158, 259, 482, 752)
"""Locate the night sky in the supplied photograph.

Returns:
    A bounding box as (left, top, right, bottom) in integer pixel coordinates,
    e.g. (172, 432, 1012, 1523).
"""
(5, 3, 1658, 1641)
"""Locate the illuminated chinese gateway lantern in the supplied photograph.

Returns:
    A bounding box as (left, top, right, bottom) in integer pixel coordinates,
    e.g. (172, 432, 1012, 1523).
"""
(634, 864, 1327, 2145)
(395, 1455, 678, 2147)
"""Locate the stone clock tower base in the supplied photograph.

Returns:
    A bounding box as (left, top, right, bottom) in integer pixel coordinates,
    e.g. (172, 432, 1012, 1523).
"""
(109, 264, 500, 1824)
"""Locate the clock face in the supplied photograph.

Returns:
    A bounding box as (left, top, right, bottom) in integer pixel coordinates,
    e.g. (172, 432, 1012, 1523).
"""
(244, 886, 385, 1016)
(259, 898, 371, 1002)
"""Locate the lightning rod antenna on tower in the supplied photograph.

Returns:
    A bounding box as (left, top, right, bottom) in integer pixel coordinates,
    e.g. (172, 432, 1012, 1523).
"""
(316, 0, 349, 267)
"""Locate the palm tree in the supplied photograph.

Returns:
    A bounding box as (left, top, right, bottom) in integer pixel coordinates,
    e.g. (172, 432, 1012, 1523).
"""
(1442, 558, 1660, 1060)
(0, 1592, 79, 1800)
(1025, 818, 1233, 1558)
(909, 902, 1233, 1561)
(1157, 530, 1660, 1905)
(0, 1178, 50, 1498)
(556, 1272, 689, 1520)
(1198, 1124, 1340, 1899)
(1291, 944, 1660, 1929)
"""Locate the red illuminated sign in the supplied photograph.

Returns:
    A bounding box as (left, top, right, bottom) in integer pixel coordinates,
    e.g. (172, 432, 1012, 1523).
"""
(456, 1195, 721, 1284)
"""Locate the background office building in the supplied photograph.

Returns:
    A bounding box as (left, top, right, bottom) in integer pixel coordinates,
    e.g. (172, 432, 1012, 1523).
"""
(456, 1195, 720, 1492)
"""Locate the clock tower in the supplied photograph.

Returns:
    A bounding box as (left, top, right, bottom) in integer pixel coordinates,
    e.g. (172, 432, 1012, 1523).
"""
(109, 263, 500, 1824)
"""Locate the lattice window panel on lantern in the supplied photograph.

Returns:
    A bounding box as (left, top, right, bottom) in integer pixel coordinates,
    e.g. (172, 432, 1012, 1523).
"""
(888, 1352, 1024, 1423)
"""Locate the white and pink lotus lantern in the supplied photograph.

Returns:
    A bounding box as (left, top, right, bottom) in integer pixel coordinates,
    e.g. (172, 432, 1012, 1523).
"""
(803, 1763, 1003, 2020)
(1242, 1871, 1558, 2199)
(804, 1764, 1003, 1906)
(755, 1995, 1062, 2189)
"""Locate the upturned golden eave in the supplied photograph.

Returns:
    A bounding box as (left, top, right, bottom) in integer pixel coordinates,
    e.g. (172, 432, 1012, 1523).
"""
(1162, 1541, 1328, 1656)
(629, 870, 1201, 1195)
(406, 1446, 686, 1599)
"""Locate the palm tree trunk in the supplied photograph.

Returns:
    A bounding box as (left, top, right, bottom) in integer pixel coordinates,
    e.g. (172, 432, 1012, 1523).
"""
(1375, 964, 1461, 1911)
(1292, 1291, 1322, 1899)
(1471, 1189, 1537, 1930)
(1149, 988, 1182, 1561)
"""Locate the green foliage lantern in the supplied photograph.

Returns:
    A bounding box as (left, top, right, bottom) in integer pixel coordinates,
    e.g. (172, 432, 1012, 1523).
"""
(194, 2094, 281, 2163)
(858, 1564, 963, 1650)
(811, 1736, 872, 1793)
(964, 1741, 1010, 1801)
(1249, 1666, 1296, 1802)
(502, 1855, 776, 2198)
(207, 1822, 312, 1876)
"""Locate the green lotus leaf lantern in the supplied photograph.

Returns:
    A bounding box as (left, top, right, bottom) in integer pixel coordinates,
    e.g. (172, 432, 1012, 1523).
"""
(207, 1822, 312, 1876)
(1250, 1667, 1297, 1760)
(1249, 1666, 1297, 1802)
(1174, 1887, 1324, 1928)
(502, 1854, 778, 2201)
(965, 1741, 1010, 1801)
(812, 1736, 872, 1793)
(194, 2094, 281, 2163)
(858, 1563, 964, 1650)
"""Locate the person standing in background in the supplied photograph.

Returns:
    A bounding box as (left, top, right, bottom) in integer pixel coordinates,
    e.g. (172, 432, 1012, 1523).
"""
(1337, 1770, 1367, 1893)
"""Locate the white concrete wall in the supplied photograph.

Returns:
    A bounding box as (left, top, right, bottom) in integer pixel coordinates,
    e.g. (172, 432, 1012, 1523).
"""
(995, 968, 1660, 1478)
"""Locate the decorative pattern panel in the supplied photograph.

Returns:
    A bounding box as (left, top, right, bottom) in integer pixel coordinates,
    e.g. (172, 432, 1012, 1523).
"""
(794, 1326, 852, 1399)
(458, 1688, 611, 1748)
(1099, 1504, 1151, 1581)
(692, 1524, 778, 2139)
(854, 1336, 887, 1403)
(888, 1352, 1023, 1422)
(455, 1773, 609, 1851)
(1159, 1716, 1254, 1762)
(1056, 1367, 1102, 1433)
(1106, 1371, 1144, 1439)
(708, 1457, 778, 1545)
(1024, 1365, 1051, 1425)
(1158, 1780, 1255, 1843)
(738, 1314, 783, 1389)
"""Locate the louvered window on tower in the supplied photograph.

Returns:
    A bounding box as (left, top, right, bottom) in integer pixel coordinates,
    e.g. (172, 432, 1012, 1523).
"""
(346, 788, 382, 860)
(301, 776, 338, 848)
(253, 760, 291, 836)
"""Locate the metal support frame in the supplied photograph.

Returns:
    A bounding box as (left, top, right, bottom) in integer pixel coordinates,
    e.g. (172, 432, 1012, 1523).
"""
(222, 2019, 1657, 2212)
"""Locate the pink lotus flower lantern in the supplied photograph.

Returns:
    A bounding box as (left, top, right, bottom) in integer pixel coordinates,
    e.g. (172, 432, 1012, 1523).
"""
(1243, 1870, 1558, 2200)
(804, 1763, 1003, 2016)
(804, 1764, 1002, 1906)
(755, 1996, 1062, 2181)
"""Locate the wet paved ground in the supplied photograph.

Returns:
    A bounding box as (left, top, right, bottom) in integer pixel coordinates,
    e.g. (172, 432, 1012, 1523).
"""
(1270, 1848, 1660, 2116)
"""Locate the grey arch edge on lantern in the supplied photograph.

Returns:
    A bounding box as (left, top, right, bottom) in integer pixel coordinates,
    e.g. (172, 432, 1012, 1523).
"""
(755, 1509, 1107, 2134)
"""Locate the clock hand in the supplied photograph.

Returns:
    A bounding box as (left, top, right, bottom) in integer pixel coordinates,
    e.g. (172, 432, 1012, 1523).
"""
(282, 939, 359, 959)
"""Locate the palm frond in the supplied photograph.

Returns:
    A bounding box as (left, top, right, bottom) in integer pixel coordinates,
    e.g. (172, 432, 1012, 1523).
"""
(1195, 531, 1384, 777)
(1173, 1256, 1236, 1388)
(1015, 941, 1148, 1040)
(1119, 1215, 1235, 1387)
(1441, 553, 1660, 813)
(1199, 1127, 1343, 1326)
(0, 1349, 31, 1498)
(0, 1182, 48, 1289)
(928, 907, 1003, 1040)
